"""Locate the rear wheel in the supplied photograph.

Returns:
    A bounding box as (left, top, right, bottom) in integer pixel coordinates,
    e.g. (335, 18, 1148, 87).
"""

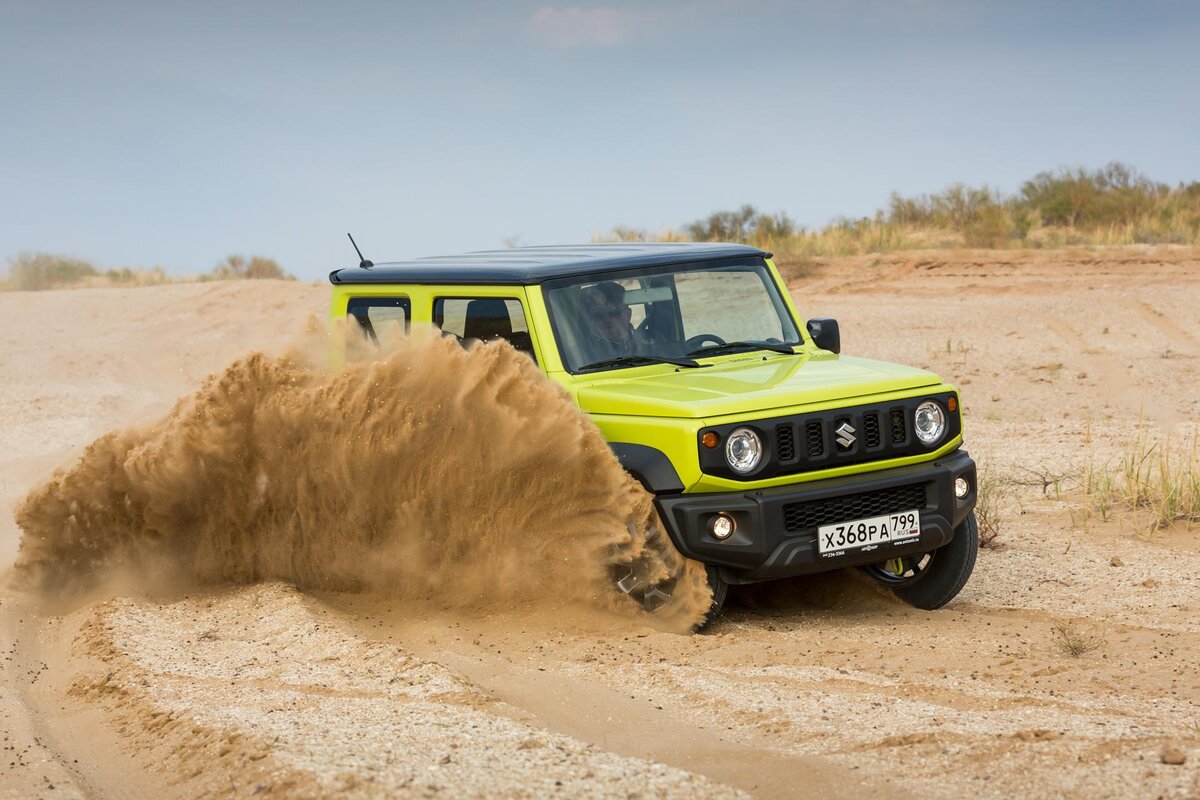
(862, 511, 978, 610)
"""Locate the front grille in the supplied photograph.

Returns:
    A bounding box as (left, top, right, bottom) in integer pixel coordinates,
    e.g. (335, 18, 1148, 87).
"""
(806, 421, 824, 457)
(696, 392, 959, 481)
(783, 483, 928, 533)
(890, 409, 907, 444)
(863, 412, 881, 449)
(776, 424, 796, 462)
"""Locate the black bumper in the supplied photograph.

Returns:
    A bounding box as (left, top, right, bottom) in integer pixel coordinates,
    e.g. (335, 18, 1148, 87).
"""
(655, 449, 977, 584)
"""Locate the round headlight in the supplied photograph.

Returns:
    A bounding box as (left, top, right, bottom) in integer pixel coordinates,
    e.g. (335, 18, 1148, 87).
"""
(725, 428, 763, 474)
(913, 401, 946, 445)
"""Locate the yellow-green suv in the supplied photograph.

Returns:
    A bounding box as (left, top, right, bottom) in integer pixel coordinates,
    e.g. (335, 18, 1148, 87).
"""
(329, 243, 978, 618)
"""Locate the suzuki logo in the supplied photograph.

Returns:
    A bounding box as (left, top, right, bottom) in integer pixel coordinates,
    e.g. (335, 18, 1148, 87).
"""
(835, 421, 857, 449)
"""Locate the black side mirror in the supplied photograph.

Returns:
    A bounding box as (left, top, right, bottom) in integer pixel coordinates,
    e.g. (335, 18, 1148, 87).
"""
(806, 317, 840, 354)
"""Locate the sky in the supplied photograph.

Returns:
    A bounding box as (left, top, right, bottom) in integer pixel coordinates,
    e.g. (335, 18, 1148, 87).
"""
(1, 0, 1198, 280)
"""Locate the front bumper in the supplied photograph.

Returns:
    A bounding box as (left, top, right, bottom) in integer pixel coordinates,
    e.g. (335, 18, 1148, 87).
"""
(655, 449, 977, 584)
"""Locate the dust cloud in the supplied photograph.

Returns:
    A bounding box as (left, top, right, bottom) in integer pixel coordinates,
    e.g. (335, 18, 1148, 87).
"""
(12, 325, 711, 631)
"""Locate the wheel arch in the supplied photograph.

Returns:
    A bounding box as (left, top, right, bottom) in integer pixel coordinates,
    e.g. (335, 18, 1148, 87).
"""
(609, 443, 685, 494)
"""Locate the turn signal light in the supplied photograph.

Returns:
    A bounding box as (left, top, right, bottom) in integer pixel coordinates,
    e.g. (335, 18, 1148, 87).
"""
(701, 431, 719, 449)
(948, 395, 958, 412)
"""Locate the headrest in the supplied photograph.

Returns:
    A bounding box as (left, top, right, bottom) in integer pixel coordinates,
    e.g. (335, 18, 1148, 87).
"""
(463, 298, 513, 341)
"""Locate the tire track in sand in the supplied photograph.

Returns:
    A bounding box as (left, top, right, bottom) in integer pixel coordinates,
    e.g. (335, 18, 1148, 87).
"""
(335, 608, 913, 800)
(1038, 313, 1148, 417)
(1133, 300, 1200, 354)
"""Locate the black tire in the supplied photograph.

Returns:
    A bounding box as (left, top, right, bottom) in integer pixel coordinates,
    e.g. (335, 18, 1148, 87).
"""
(696, 564, 728, 630)
(873, 511, 978, 610)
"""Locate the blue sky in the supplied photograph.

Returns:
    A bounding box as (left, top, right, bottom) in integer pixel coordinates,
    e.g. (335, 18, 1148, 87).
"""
(2, 0, 1198, 279)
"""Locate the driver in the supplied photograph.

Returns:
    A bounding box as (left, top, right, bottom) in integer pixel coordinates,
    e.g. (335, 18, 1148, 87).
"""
(581, 281, 641, 361)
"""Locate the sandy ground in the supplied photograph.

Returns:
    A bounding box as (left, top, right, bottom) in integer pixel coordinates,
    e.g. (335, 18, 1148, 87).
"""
(2, 249, 1199, 799)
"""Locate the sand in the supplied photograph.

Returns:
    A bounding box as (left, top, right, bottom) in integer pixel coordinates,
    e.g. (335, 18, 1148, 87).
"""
(2, 250, 1199, 798)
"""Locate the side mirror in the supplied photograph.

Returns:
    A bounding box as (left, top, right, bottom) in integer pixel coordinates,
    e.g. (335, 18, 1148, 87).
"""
(806, 317, 840, 354)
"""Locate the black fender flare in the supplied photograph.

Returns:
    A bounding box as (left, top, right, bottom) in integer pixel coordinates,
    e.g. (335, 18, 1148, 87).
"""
(608, 443, 684, 494)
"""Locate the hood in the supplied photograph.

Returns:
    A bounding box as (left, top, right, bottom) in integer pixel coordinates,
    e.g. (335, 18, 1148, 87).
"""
(574, 353, 943, 419)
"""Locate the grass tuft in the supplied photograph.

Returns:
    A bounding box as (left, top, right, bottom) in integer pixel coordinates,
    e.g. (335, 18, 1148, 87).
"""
(1085, 424, 1200, 535)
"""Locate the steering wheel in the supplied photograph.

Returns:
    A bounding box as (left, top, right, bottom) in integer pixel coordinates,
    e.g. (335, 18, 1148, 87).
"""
(685, 334, 727, 351)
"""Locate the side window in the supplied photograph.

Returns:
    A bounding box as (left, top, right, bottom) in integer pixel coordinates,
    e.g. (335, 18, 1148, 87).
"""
(433, 297, 535, 361)
(347, 297, 410, 345)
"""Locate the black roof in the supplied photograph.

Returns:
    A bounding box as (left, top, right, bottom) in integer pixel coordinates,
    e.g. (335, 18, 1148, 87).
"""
(328, 242, 770, 286)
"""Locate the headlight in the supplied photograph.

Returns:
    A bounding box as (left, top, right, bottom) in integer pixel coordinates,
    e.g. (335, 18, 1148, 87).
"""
(913, 401, 946, 445)
(725, 427, 763, 474)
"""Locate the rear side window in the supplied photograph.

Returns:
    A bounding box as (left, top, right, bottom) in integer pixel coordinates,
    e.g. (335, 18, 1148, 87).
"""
(347, 297, 410, 345)
(433, 297, 535, 361)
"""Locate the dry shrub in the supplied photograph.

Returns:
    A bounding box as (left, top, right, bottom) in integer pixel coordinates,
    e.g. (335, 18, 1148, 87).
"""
(205, 254, 293, 281)
(964, 205, 1014, 248)
(1, 252, 178, 291)
(591, 226, 688, 243)
(4, 251, 97, 290)
(1052, 619, 1106, 657)
(605, 162, 1199, 256)
(1, 251, 291, 290)
(975, 472, 1010, 549)
(103, 266, 173, 287)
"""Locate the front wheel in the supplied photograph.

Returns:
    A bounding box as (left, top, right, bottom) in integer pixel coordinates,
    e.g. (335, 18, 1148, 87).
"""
(697, 564, 728, 629)
(611, 560, 727, 631)
(861, 511, 978, 610)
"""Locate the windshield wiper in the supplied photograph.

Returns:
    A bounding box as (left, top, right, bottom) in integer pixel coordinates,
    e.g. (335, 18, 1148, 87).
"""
(579, 354, 702, 371)
(687, 341, 798, 357)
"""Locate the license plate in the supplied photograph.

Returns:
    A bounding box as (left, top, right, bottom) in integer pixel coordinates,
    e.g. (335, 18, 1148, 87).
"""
(817, 509, 921, 555)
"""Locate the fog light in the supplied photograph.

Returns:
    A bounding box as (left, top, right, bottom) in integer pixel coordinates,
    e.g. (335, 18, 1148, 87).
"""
(708, 513, 735, 540)
(955, 476, 970, 499)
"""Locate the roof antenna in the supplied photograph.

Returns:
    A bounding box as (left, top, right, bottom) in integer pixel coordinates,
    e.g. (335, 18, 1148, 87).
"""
(347, 232, 373, 269)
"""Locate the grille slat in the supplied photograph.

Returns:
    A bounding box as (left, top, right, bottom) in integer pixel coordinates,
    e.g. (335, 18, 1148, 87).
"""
(863, 412, 881, 449)
(776, 424, 796, 462)
(890, 409, 907, 444)
(805, 421, 824, 457)
(783, 483, 927, 533)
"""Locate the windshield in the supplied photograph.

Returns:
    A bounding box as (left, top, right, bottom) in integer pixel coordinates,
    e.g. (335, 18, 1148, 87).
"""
(544, 260, 802, 373)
